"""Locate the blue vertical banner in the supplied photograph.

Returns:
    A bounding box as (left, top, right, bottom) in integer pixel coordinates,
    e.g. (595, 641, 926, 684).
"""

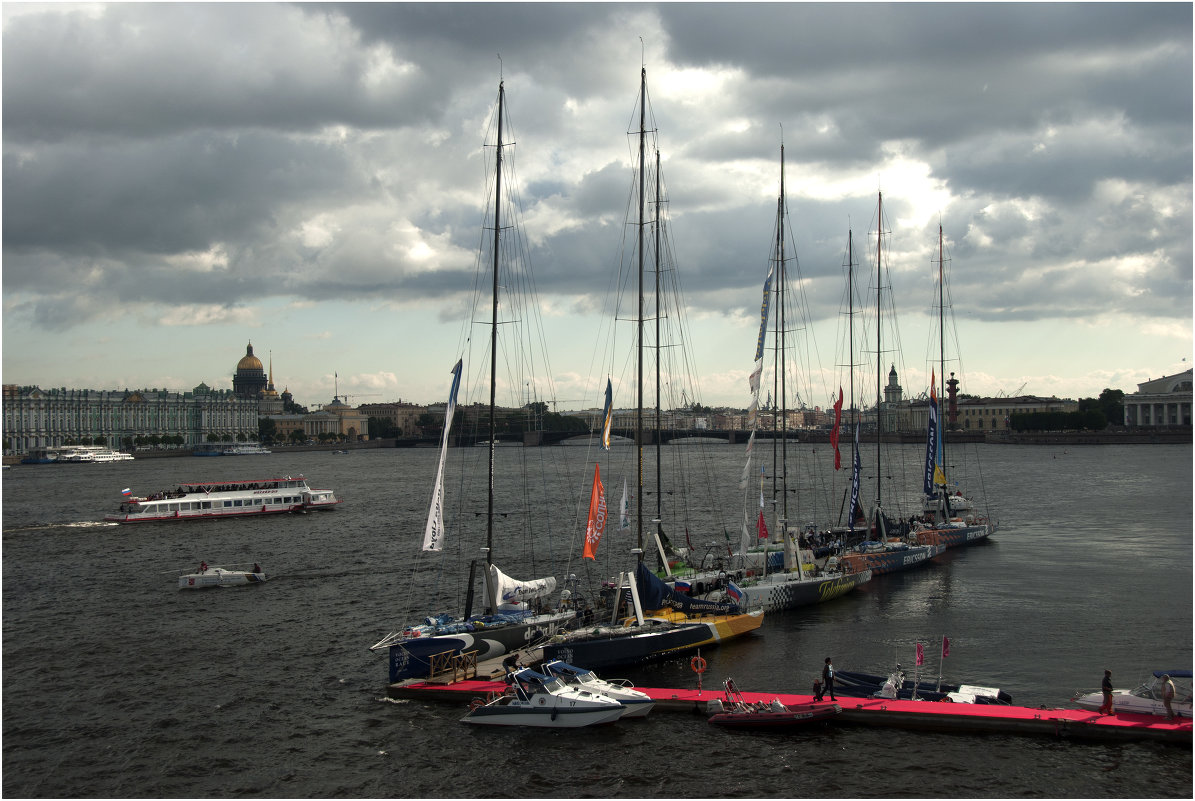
(753, 264, 774, 362)
(600, 378, 613, 450)
(924, 371, 939, 496)
(848, 422, 861, 533)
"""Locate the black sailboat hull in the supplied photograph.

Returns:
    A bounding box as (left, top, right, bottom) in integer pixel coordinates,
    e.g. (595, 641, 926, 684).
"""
(540, 622, 725, 672)
(386, 612, 572, 682)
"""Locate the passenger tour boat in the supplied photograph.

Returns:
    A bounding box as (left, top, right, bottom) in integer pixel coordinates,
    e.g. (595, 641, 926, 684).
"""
(105, 475, 340, 523)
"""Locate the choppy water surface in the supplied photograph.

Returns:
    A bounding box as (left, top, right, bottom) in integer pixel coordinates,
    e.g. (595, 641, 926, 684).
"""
(2, 444, 1191, 798)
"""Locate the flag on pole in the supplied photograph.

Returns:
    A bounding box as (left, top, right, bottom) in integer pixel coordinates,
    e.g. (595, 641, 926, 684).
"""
(754, 267, 774, 362)
(848, 422, 862, 532)
(942, 636, 950, 658)
(600, 378, 613, 450)
(916, 642, 925, 667)
(121, 487, 132, 496)
(830, 387, 844, 470)
(422, 359, 463, 552)
(582, 463, 607, 559)
(756, 509, 769, 540)
(925, 370, 947, 494)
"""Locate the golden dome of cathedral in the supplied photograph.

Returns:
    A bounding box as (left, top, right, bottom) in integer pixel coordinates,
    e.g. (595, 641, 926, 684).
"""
(237, 343, 264, 372)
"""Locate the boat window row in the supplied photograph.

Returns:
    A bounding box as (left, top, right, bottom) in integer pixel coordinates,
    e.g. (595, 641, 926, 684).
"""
(138, 496, 303, 512)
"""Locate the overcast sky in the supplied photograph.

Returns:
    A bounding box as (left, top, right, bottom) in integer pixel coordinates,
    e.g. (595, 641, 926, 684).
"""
(3, 2, 1191, 411)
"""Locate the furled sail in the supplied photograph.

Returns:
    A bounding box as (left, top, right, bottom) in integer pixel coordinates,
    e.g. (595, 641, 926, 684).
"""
(421, 359, 463, 552)
(489, 564, 557, 612)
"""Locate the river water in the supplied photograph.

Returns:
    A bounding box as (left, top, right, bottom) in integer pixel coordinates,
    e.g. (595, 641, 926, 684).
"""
(2, 443, 1191, 798)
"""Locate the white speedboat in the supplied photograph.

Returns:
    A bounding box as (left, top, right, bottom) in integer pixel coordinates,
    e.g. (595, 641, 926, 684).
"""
(106, 475, 340, 523)
(541, 660, 655, 718)
(1072, 670, 1192, 717)
(179, 563, 267, 589)
(459, 667, 626, 728)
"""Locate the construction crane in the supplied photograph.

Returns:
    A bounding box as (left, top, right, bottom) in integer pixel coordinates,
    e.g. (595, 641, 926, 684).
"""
(340, 393, 382, 405)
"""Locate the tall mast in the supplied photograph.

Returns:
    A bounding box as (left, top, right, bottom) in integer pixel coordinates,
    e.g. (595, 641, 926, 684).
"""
(777, 143, 795, 573)
(654, 147, 663, 551)
(874, 192, 884, 533)
(848, 227, 857, 489)
(778, 144, 788, 532)
(770, 187, 781, 540)
(848, 229, 856, 425)
(486, 80, 503, 591)
(937, 223, 947, 491)
(635, 66, 646, 560)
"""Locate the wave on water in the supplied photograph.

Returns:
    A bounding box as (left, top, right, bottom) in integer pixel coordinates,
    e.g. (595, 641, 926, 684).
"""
(3, 520, 119, 534)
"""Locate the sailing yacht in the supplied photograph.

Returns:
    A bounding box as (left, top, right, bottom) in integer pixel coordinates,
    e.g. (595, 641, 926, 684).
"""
(695, 142, 872, 613)
(836, 196, 946, 576)
(370, 80, 573, 683)
(542, 65, 763, 671)
(914, 224, 998, 549)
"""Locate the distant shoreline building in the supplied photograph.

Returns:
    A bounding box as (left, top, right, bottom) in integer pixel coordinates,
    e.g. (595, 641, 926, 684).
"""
(1, 340, 378, 453)
(1123, 369, 1192, 427)
(357, 400, 424, 437)
(2, 383, 258, 452)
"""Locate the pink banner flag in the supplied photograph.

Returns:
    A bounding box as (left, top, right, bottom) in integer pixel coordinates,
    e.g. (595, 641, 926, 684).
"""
(942, 636, 950, 658)
(916, 642, 924, 667)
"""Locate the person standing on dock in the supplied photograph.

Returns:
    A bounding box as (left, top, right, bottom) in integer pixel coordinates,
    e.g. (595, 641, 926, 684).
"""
(822, 657, 837, 701)
(1099, 669, 1114, 715)
(1161, 674, 1176, 720)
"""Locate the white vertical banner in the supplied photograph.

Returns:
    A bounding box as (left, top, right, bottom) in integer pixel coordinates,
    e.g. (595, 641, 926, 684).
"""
(422, 359, 463, 552)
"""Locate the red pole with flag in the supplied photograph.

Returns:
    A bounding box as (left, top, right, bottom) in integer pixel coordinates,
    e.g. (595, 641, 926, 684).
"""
(830, 387, 843, 470)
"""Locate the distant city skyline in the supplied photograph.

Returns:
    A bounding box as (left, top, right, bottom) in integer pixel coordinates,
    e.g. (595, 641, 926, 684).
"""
(3, 4, 1191, 409)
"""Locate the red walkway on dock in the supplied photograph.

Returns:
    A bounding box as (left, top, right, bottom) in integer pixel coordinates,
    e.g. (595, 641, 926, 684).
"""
(389, 679, 1192, 744)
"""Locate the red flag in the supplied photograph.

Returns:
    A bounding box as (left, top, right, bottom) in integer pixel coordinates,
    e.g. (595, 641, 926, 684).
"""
(942, 636, 950, 658)
(582, 464, 607, 560)
(830, 388, 844, 470)
(756, 509, 770, 540)
(916, 642, 924, 667)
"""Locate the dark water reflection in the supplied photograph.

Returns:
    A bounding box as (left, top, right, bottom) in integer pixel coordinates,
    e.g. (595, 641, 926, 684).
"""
(2, 444, 1191, 798)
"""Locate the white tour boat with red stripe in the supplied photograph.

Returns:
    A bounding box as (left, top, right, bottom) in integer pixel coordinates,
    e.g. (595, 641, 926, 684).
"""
(105, 475, 340, 523)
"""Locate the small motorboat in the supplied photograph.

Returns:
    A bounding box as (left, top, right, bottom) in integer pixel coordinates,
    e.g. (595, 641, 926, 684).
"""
(460, 667, 626, 728)
(706, 678, 841, 729)
(1072, 670, 1192, 718)
(541, 659, 655, 718)
(178, 563, 267, 589)
(835, 667, 1011, 704)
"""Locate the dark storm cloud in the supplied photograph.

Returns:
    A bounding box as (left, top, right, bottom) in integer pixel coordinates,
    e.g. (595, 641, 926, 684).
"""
(2, 2, 1190, 336)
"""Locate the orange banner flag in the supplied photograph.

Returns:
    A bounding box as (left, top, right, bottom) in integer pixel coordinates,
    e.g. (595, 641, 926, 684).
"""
(582, 463, 607, 559)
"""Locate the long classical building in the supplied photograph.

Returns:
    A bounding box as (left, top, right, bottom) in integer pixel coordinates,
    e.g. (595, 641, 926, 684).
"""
(2, 383, 259, 452)
(1122, 369, 1192, 427)
(2, 342, 381, 454)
